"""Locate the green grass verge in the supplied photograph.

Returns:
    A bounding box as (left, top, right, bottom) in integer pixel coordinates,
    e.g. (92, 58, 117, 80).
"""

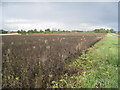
(51, 33, 119, 88)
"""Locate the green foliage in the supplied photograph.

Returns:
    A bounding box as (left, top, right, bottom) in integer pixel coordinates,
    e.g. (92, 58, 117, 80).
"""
(51, 34, 118, 88)
(16, 28, 116, 34)
(0, 29, 8, 34)
(17, 30, 21, 33)
(17, 29, 26, 34)
(34, 29, 37, 33)
(45, 28, 50, 32)
(51, 81, 59, 88)
(27, 30, 34, 33)
(1, 28, 116, 35)
(71, 30, 83, 32)
(40, 29, 43, 32)
(93, 28, 116, 33)
(18, 29, 39, 34)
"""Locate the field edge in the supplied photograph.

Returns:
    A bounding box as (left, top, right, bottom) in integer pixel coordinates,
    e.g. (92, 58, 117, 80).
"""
(50, 33, 118, 88)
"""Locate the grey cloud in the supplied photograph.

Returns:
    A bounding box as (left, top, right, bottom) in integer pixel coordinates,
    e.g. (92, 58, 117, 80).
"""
(1, 2, 118, 30)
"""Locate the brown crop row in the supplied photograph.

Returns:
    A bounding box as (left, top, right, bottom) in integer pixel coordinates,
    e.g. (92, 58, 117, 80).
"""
(2, 32, 106, 88)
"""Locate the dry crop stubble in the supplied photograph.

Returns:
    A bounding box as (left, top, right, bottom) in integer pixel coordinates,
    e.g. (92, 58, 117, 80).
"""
(2, 33, 106, 88)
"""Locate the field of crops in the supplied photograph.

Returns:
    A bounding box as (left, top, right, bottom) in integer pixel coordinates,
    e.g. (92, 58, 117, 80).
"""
(2, 32, 106, 88)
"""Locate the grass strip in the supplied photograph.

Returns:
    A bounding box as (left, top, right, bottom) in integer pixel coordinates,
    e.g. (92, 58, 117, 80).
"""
(51, 33, 119, 88)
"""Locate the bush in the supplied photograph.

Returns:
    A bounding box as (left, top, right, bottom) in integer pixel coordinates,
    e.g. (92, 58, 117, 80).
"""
(0, 30, 8, 34)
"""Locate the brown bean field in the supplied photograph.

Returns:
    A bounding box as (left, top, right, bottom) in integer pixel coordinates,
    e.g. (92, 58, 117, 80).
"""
(2, 32, 106, 88)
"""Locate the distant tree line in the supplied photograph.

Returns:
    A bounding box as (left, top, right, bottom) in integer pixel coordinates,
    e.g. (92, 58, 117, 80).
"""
(0, 30, 8, 34)
(16, 28, 85, 34)
(17, 28, 70, 34)
(93, 28, 116, 33)
(0, 28, 117, 34)
(17, 28, 116, 34)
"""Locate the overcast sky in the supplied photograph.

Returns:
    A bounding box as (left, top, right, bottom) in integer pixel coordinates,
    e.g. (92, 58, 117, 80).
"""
(1, 2, 118, 31)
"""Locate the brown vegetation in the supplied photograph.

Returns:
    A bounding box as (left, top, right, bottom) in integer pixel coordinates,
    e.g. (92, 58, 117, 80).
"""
(2, 32, 106, 88)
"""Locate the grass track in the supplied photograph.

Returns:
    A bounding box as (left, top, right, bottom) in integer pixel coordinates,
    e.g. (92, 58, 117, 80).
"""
(51, 33, 119, 88)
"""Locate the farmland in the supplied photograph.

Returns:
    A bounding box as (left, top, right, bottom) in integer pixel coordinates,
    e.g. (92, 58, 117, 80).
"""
(2, 32, 106, 88)
(51, 33, 119, 88)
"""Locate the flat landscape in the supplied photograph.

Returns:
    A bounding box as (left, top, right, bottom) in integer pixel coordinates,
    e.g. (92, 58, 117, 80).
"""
(1, 2, 118, 89)
(2, 32, 106, 88)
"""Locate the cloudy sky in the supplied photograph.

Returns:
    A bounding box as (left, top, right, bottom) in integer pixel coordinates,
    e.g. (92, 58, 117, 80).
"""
(0, 2, 118, 31)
